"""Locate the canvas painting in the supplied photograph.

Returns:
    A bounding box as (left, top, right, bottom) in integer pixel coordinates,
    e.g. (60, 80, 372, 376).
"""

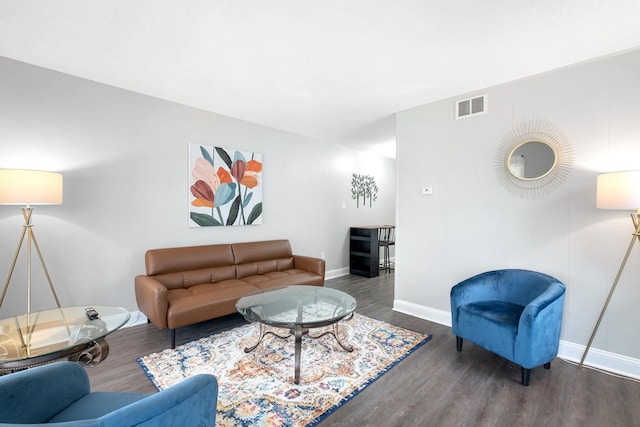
(189, 143, 263, 227)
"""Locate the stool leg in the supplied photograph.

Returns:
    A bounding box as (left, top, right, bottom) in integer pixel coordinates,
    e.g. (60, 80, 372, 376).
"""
(384, 245, 389, 272)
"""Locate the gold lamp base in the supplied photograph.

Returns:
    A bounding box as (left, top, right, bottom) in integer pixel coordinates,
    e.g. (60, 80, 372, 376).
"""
(0, 207, 61, 314)
(579, 212, 640, 368)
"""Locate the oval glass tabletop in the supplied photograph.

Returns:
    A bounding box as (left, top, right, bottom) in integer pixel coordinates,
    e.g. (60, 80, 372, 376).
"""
(236, 285, 357, 329)
(0, 305, 130, 362)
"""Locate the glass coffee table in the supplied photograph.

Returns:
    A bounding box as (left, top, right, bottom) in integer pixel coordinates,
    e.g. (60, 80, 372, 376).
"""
(0, 305, 130, 374)
(236, 285, 357, 384)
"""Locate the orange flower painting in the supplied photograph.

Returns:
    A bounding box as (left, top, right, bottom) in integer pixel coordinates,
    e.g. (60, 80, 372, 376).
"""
(189, 143, 263, 226)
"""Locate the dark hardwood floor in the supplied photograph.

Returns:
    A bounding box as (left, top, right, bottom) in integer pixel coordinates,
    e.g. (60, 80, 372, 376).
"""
(87, 274, 640, 426)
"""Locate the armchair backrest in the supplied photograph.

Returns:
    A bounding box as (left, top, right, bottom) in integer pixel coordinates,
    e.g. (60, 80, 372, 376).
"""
(452, 269, 563, 305)
(0, 361, 218, 426)
(489, 269, 563, 307)
(0, 362, 91, 424)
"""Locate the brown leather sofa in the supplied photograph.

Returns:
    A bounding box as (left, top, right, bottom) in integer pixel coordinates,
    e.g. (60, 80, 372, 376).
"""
(134, 239, 325, 348)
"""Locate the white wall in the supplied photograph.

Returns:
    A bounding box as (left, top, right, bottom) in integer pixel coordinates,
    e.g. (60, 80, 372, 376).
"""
(0, 56, 396, 318)
(395, 48, 640, 376)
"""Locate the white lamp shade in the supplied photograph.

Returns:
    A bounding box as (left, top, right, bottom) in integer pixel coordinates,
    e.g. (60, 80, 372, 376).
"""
(0, 169, 63, 205)
(596, 170, 640, 210)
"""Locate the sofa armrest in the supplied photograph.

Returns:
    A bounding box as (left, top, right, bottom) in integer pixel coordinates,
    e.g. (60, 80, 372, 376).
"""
(100, 374, 218, 427)
(293, 255, 325, 278)
(134, 275, 169, 330)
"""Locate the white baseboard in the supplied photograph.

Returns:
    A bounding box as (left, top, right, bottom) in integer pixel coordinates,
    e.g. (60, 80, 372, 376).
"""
(557, 340, 640, 380)
(393, 298, 640, 381)
(393, 299, 452, 327)
(326, 267, 350, 280)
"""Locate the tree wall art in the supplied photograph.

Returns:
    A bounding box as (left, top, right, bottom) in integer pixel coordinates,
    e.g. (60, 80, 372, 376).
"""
(189, 143, 263, 227)
(351, 173, 378, 208)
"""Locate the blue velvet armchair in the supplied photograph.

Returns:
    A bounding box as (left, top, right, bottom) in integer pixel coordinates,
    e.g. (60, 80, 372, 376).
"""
(450, 269, 566, 386)
(0, 361, 218, 426)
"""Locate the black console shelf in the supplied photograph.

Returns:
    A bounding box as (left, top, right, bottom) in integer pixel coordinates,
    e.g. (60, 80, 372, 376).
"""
(349, 227, 379, 277)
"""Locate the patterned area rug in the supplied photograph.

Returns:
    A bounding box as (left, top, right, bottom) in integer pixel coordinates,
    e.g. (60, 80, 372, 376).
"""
(138, 313, 430, 426)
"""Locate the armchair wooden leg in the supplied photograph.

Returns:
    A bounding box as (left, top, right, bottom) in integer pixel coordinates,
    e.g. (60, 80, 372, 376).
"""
(521, 367, 531, 386)
(456, 336, 463, 351)
(171, 329, 176, 349)
(544, 362, 551, 369)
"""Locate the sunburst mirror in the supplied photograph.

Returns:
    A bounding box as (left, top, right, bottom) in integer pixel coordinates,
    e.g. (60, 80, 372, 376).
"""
(495, 120, 574, 199)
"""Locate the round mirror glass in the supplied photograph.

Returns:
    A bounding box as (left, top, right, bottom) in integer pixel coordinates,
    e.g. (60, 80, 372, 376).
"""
(508, 140, 556, 180)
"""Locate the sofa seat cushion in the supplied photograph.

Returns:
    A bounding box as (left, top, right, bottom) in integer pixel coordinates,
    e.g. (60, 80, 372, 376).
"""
(240, 269, 301, 284)
(166, 280, 258, 329)
(171, 280, 253, 296)
(243, 270, 324, 289)
(457, 300, 524, 360)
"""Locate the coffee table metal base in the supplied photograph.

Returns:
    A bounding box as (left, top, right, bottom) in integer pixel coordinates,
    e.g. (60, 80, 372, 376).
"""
(0, 338, 110, 375)
(244, 315, 354, 384)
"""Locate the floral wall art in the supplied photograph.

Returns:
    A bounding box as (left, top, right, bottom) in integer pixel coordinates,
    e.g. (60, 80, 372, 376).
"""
(189, 143, 263, 227)
(351, 173, 378, 208)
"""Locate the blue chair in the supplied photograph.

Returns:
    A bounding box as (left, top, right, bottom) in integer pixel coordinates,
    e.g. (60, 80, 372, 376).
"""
(450, 269, 566, 386)
(0, 361, 218, 426)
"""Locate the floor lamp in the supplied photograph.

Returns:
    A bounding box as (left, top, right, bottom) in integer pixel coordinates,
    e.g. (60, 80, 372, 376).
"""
(579, 170, 640, 368)
(0, 169, 64, 314)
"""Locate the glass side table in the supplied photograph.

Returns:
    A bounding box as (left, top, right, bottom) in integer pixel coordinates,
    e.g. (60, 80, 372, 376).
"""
(0, 305, 130, 374)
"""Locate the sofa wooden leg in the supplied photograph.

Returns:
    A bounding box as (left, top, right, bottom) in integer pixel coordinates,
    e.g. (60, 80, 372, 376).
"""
(521, 367, 531, 386)
(544, 362, 551, 369)
(456, 336, 463, 351)
(171, 329, 176, 349)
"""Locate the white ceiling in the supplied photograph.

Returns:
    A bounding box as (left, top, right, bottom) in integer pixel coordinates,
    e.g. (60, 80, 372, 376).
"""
(2, 1, 640, 158)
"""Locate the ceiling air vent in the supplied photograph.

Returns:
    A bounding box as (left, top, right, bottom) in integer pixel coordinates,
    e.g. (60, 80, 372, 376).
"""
(455, 94, 487, 119)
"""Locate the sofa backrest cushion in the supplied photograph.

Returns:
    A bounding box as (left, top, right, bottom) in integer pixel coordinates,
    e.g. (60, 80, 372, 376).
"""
(152, 266, 238, 289)
(145, 244, 235, 276)
(232, 240, 295, 279)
